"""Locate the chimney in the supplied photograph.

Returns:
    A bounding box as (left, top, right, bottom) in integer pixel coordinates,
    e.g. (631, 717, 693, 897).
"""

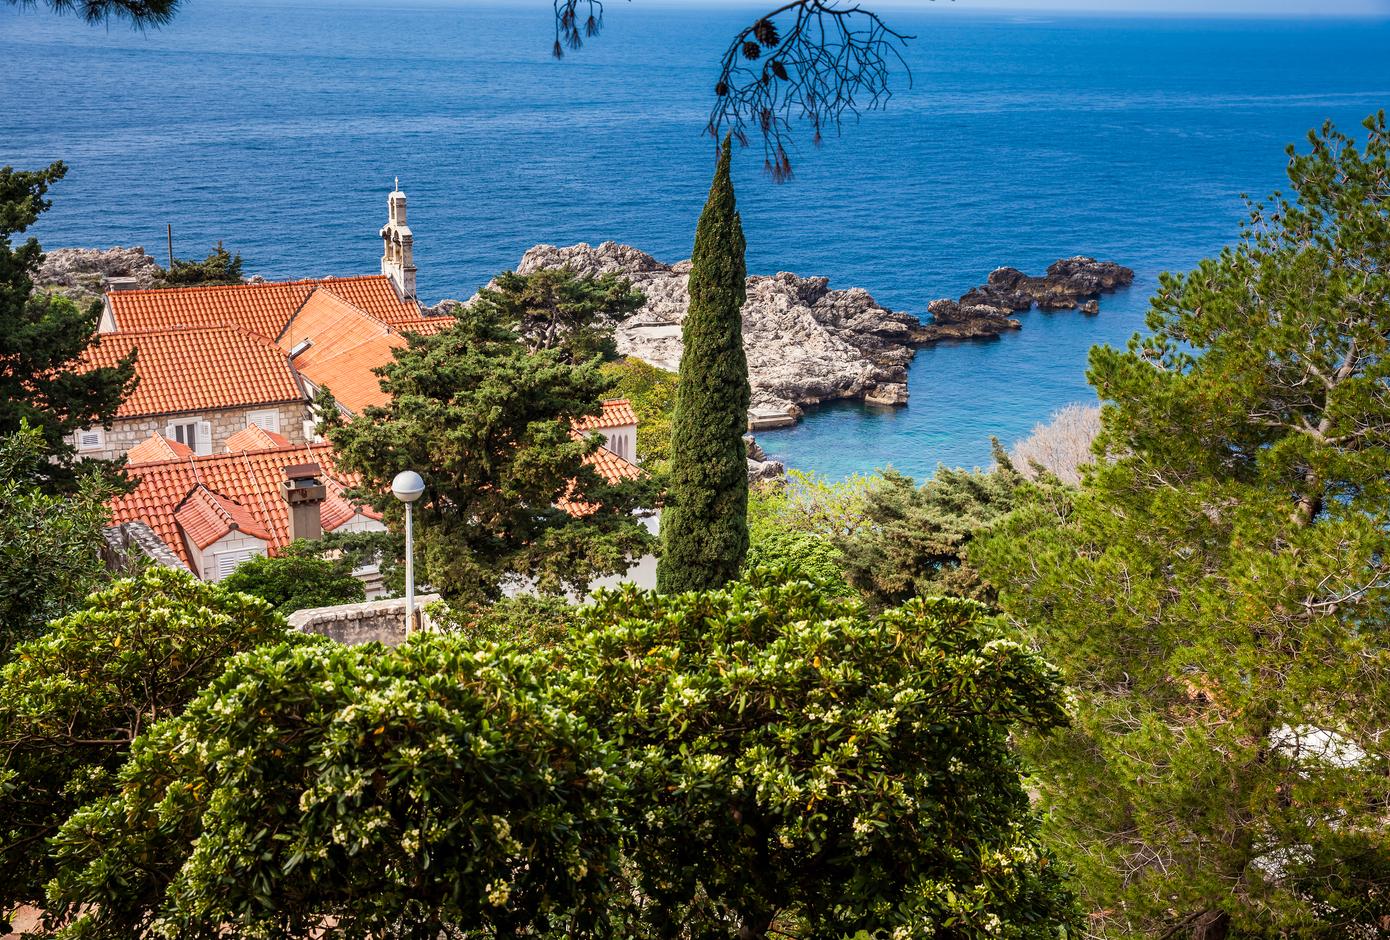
(106, 276, 140, 292)
(280, 462, 327, 542)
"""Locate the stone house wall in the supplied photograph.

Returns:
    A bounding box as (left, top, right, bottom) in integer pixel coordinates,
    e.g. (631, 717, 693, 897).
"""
(74, 400, 312, 461)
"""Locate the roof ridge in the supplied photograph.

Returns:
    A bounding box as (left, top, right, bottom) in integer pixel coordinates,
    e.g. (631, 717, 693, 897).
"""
(118, 439, 328, 471)
(107, 274, 386, 300)
(239, 450, 280, 544)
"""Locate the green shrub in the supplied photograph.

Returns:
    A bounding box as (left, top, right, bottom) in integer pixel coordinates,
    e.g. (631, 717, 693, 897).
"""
(220, 543, 365, 614)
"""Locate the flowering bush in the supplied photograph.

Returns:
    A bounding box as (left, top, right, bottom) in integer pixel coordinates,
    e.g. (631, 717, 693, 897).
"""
(561, 571, 1078, 938)
(0, 567, 289, 913)
(44, 637, 624, 939)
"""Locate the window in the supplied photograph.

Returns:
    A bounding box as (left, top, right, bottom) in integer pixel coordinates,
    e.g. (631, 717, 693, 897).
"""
(75, 427, 105, 451)
(247, 409, 281, 433)
(213, 547, 262, 581)
(166, 419, 212, 456)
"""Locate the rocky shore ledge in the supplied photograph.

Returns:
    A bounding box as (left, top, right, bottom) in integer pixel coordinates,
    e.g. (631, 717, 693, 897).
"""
(452, 243, 1134, 428)
(36, 246, 163, 305)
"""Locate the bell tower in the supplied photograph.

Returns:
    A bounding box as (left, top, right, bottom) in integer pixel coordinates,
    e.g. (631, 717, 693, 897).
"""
(379, 179, 417, 302)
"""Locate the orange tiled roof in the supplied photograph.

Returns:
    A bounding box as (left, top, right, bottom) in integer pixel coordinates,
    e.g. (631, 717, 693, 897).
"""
(110, 442, 381, 568)
(79, 326, 303, 418)
(225, 424, 292, 453)
(127, 432, 193, 465)
(574, 399, 637, 432)
(105, 275, 423, 340)
(558, 445, 644, 515)
(394, 315, 455, 336)
(278, 290, 408, 414)
(173, 484, 273, 550)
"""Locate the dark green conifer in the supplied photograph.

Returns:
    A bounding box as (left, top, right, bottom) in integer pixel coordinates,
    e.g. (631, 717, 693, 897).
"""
(657, 137, 751, 593)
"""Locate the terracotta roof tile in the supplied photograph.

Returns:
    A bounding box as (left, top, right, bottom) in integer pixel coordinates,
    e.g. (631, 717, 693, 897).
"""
(574, 399, 638, 432)
(224, 424, 292, 453)
(79, 326, 302, 418)
(174, 484, 274, 550)
(558, 446, 644, 515)
(127, 432, 193, 465)
(110, 442, 381, 569)
(278, 289, 411, 414)
(394, 315, 455, 336)
(105, 275, 421, 340)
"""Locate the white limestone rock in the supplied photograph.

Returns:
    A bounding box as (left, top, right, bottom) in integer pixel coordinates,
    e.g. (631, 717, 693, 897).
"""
(35, 246, 163, 306)
(512, 242, 924, 424)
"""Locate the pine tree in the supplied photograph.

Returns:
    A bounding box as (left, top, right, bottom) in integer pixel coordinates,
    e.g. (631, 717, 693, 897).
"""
(0, 162, 135, 491)
(657, 137, 751, 593)
(978, 114, 1390, 938)
(472, 267, 644, 364)
(327, 307, 657, 602)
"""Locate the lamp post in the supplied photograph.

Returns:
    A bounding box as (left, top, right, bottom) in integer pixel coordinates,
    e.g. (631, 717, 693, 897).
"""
(391, 470, 425, 636)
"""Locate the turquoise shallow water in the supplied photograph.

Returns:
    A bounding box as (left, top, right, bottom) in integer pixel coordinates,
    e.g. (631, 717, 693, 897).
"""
(4, 2, 1388, 477)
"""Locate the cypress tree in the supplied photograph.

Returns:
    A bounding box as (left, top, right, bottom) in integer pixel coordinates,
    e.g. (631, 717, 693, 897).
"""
(657, 137, 751, 593)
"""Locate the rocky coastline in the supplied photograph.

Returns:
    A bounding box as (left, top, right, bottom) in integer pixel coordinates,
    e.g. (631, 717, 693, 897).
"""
(489, 243, 1134, 428)
(36, 246, 163, 306)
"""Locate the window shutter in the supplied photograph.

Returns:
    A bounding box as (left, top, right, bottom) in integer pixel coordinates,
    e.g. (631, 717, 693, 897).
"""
(195, 421, 213, 455)
(166, 422, 181, 443)
(248, 410, 281, 433)
(214, 548, 261, 581)
(77, 428, 104, 450)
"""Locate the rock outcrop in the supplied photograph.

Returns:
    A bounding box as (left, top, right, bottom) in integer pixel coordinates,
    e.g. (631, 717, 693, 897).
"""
(920, 299, 1022, 342)
(511, 242, 925, 426)
(35, 247, 163, 306)
(951, 257, 1134, 314)
(745, 434, 786, 483)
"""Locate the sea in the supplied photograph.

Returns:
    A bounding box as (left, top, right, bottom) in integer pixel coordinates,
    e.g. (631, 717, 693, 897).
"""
(4, 1, 1388, 479)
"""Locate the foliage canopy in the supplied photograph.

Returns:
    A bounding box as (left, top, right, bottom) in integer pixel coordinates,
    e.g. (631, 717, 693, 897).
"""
(0, 423, 113, 658)
(155, 241, 244, 287)
(0, 567, 289, 911)
(220, 542, 366, 615)
(979, 114, 1390, 939)
(473, 267, 643, 365)
(0, 162, 135, 491)
(328, 306, 656, 602)
(560, 574, 1077, 938)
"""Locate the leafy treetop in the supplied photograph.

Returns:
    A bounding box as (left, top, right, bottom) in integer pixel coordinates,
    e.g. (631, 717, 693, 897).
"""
(978, 114, 1390, 939)
(558, 573, 1077, 939)
(0, 162, 135, 490)
(155, 241, 244, 288)
(473, 267, 644, 365)
(44, 633, 624, 940)
(0, 567, 290, 911)
(0, 423, 114, 658)
(219, 542, 366, 615)
(328, 306, 656, 602)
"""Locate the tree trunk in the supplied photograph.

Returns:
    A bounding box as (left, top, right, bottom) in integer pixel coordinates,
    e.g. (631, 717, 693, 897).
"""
(1191, 910, 1229, 940)
(736, 911, 774, 940)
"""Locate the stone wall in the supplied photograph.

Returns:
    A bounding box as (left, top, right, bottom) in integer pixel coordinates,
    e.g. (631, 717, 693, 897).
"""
(101, 521, 192, 575)
(76, 400, 312, 461)
(287, 594, 443, 647)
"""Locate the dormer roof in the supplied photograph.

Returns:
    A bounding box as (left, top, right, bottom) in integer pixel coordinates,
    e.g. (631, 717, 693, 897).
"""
(225, 423, 293, 453)
(173, 484, 273, 550)
(127, 432, 194, 465)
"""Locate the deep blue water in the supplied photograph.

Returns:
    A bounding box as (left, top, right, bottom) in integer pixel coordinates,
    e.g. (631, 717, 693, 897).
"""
(4, 2, 1388, 477)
